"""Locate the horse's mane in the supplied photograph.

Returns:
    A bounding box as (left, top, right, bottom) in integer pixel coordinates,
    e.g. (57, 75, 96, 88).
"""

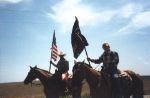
(35, 67, 52, 77)
(75, 62, 100, 77)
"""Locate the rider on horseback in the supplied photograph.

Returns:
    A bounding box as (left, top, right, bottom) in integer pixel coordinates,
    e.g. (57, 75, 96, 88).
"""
(87, 42, 122, 98)
(51, 52, 69, 92)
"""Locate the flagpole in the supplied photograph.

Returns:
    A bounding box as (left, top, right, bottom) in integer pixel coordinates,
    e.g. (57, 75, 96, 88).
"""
(84, 47, 91, 67)
(49, 61, 51, 72)
(49, 47, 52, 73)
(49, 30, 55, 72)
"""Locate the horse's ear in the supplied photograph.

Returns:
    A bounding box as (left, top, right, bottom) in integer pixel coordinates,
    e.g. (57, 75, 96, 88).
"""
(82, 59, 85, 63)
(35, 65, 37, 68)
(30, 66, 33, 69)
(74, 60, 77, 64)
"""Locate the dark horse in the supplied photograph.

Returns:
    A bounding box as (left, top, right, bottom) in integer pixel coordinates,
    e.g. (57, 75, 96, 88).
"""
(24, 66, 71, 98)
(72, 62, 143, 98)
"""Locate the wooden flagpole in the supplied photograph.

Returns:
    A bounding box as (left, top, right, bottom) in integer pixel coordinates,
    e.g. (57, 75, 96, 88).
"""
(84, 47, 91, 67)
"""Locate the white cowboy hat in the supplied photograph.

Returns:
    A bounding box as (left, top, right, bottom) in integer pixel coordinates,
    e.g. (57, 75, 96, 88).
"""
(58, 52, 66, 56)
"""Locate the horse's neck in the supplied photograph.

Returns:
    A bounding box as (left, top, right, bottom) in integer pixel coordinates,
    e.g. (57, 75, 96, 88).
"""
(85, 71, 112, 98)
(81, 64, 100, 78)
(81, 64, 100, 88)
(79, 64, 112, 97)
(35, 69, 50, 86)
(81, 65, 110, 87)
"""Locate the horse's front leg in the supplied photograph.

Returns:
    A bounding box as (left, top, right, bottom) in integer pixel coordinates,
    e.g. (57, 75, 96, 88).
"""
(72, 87, 82, 98)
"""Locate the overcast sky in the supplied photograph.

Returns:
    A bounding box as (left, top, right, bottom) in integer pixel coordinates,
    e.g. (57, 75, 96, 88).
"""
(0, 0, 150, 83)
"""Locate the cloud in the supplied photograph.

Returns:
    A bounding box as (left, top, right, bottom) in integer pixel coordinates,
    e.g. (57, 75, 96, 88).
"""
(118, 3, 143, 18)
(0, 0, 32, 5)
(137, 56, 150, 65)
(47, 0, 116, 33)
(48, 0, 148, 35)
(0, 0, 23, 4)
(114, 11, 150, 36)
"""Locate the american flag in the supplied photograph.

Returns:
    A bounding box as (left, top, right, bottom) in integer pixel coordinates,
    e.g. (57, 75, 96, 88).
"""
(50, 31, 58, 61)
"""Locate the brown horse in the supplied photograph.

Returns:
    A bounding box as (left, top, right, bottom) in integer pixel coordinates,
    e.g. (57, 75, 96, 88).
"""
(24, 66, 70, 98)
(72, 62, 143, 98)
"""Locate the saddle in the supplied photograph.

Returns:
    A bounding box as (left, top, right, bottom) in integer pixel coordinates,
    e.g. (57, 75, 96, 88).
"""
(53, 70, 71, 93)
(117, 70, 132, 81)
(115, 70, 133, 94)
(100, 69, 132, 87)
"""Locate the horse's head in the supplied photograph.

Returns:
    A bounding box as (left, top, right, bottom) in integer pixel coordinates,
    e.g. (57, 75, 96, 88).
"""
(72, 61, 86, 83)
(71, 61, 88, 98)
(24, 66, 38, 84)
(72, 61, 103, 98)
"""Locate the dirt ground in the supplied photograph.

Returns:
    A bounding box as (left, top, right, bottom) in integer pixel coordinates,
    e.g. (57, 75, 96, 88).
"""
(0, 76, 150, 98)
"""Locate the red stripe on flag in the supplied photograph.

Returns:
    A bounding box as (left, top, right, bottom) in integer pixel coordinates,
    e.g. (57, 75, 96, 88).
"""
(50, 32, 58, 62)
(51, 56, 57, 61)
(51, 44, 58, 61)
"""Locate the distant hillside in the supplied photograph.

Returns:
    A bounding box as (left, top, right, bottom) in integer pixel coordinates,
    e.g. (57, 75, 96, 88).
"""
(141, 76, 150, 80)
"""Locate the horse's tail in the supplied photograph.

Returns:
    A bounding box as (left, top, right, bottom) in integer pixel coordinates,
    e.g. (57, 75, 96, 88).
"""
(125, 70, 144, 98)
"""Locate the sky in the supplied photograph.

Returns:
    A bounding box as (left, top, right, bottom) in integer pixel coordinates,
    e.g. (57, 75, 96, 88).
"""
(0, 0, 150, 83)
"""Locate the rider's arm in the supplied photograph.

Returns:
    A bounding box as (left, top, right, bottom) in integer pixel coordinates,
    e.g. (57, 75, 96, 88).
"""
(50, 61, 57, 68)
(88, 54, 103, 64)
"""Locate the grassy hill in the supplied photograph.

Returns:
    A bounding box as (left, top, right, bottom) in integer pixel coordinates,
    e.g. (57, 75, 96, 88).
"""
(0, 81, 44, 98)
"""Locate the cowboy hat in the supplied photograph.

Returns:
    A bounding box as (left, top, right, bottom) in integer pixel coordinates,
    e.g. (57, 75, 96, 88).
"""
(58, 52, 66, 56)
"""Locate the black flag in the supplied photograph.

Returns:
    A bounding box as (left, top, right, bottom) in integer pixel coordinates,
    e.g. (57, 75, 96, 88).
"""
(71, 16, 88, 59)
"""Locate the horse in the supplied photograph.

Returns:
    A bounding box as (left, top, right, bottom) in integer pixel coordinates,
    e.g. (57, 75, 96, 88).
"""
(24, 66, 71, 98)
(72, 62, 143, 98)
